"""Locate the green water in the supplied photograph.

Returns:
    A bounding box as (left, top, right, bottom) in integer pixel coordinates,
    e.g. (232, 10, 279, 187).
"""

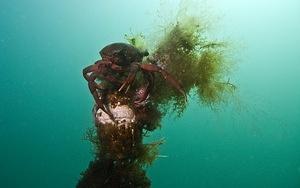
(1, 0, 300, 187)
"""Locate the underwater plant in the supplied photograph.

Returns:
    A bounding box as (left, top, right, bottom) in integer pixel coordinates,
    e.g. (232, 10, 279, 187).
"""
(155, 18, 233, 110)
(78, 12, 235, 188)
(126, 17, 235, 115)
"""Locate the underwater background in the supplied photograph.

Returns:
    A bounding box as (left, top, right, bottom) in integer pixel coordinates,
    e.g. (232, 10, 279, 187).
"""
(1, 0, 300, 187)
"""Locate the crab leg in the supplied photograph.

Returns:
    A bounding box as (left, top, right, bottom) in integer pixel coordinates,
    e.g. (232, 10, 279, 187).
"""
(84, 73, 114, 119)
(83, 63, 98, 81)
(118, 62, 140, 92)
(82, 62, 117, 120)
(140, 64, 187, 102)
(83, 60, 122, 86)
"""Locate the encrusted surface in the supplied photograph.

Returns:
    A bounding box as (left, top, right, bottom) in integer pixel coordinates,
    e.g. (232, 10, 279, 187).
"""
(95, 104, 136, 127)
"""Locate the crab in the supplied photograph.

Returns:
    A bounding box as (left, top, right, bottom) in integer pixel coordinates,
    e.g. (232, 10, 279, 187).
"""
(83, 42, 186, 119)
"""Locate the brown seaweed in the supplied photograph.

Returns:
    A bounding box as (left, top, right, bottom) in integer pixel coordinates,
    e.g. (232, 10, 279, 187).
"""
(78, 14, 236, 188)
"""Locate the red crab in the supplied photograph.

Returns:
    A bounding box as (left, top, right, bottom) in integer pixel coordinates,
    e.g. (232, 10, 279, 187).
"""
(83, 42, 186, 119)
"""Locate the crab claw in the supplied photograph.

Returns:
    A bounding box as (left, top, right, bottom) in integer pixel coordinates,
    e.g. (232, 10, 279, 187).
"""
(133, 85, 150, 108)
